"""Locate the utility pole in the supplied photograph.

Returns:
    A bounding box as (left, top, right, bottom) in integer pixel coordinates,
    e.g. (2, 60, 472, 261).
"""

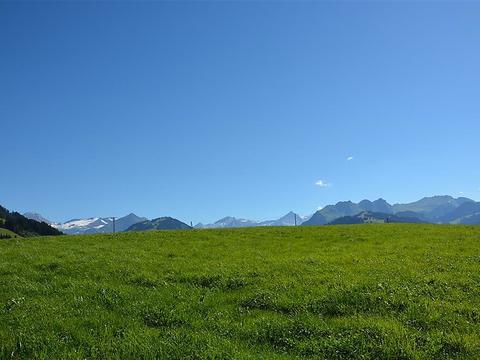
(294, 214, 297, 226)
(190, 221, 193, 228)
(112, 217, 116, 234)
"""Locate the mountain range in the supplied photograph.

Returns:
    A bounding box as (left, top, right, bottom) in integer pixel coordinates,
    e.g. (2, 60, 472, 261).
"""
(302, 196, 478, 226)
(23, 212, 193, 234)
(47, 213, 148, 235)
(19, 195, 480, 235)
(194, 211, 308, 229)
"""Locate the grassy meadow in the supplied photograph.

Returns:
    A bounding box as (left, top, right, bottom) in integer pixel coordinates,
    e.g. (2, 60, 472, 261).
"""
(0, 224, 479, 359)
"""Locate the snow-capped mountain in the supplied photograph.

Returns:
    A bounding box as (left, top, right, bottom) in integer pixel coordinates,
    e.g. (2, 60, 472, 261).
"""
(54, 217, 109, 234)
(195, 212, 306, 229)
(53, 213, 147, 235)
(195, 216, 258, 229)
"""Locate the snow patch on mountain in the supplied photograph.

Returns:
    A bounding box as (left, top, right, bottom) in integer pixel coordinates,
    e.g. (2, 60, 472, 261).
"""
(51, 214, 147, 235)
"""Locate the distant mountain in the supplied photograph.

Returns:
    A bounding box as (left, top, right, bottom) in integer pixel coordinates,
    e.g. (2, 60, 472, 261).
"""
(302, 200, 374, 226)
(113, 213, 149, 232)
(328, 211, 425, 225)
(301, 211, 329, 226)
(23, 212, 53, 225)
(436, 201, 480, 224)
(54, 213, 147, 235)
(1, 205, 62, 237)
(195, 212, 304, 229)
(391, 196, 474, 220)
(196, 216, 258, 229)
(54, 218, 108, 234)
(127, 217, 191, 231)
(302, 196, 478, 226)
(258, 211, 302, 226)
(358, 199, 393, 214)
(319, 201, 363, 223)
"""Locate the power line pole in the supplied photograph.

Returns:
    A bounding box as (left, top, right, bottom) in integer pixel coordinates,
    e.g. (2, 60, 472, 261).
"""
(112, 217, 116, 234)
(294, 213, 297, 226)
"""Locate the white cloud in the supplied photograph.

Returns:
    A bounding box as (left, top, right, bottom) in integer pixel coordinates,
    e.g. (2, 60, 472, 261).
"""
(347, 156, 354, 161)
(315, 179, 331, 188)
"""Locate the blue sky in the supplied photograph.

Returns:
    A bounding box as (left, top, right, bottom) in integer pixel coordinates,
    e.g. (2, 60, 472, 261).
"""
(1, 2, 480, 224)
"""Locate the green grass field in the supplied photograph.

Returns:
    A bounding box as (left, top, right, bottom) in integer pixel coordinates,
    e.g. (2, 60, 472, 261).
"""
(1, 224, 479, 359)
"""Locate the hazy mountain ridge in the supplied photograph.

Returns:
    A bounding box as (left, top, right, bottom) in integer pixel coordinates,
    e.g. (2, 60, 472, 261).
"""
(303, 199, 392, 226)
(196, 216, 258, 229)
(258, 211, 304, 226)
(437, 201, 480, 224)
(391, 196, 474, 218)
(195, 211, 305, 229)
(328, 211, 425, 225)
(303, 196, 480, 226)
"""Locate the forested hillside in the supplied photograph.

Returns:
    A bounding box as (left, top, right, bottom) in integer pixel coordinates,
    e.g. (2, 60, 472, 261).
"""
(0, 205, 63, 237)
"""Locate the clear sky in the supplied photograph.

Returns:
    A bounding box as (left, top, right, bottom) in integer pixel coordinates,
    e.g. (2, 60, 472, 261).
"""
(1, 1, 480, 224)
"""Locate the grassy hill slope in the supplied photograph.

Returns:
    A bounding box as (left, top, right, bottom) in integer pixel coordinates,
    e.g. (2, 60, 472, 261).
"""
(0, 224, 479, 359)
(0, 228, 20, 238)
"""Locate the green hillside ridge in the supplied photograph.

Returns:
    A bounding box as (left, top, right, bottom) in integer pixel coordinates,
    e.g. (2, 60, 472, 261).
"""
(1, 225, 479, 358)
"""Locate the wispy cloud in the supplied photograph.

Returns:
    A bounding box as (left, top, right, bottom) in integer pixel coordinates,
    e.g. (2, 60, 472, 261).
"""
(347, 156, 354, 161)
(315, 179, 331, 188)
